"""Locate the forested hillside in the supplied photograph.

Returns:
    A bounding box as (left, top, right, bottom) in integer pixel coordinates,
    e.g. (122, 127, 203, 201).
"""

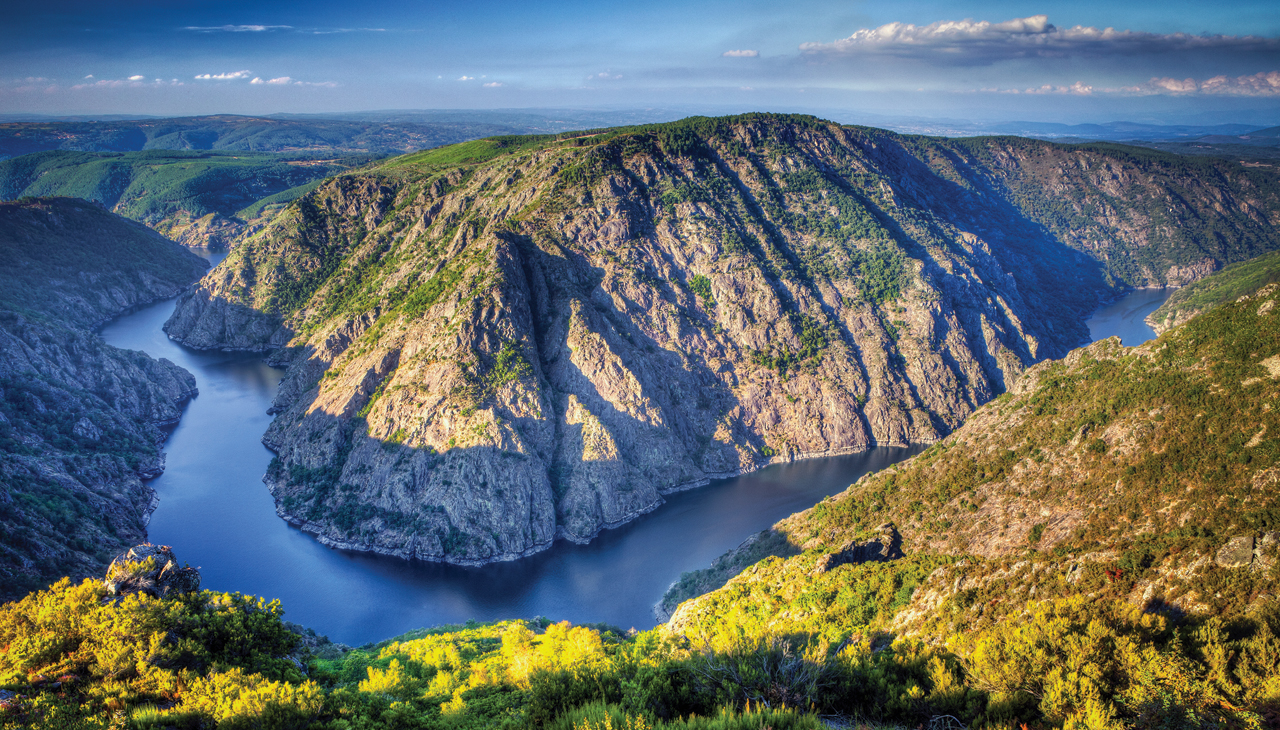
(0, 150, 374, 246)
(0, 198, 207, 596)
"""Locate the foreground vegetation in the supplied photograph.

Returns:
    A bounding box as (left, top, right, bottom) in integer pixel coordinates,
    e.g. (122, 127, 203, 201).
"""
(3, 573, 1279, 730)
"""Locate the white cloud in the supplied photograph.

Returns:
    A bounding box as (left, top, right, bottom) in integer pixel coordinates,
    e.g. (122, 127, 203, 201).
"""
(1023, 81, 1094, 95)
(83, 74, 93, 79)
(1147, 70, 1280, 96)
(308, 27, 386, 34)
(1149, 77, 1200, 93)
(977, 71, 1280, 97)
(183, 25, 291, 32)
(66, 76, 184, 90)
(195, 70, 253, 81)
(722, 50, 759, 58)
(483, 81, 504, 88)
(458, 75, 475, 81)
(247, 76, 332, 87)
(590, 71, 622, 80)
(801, 15, 1280, 66)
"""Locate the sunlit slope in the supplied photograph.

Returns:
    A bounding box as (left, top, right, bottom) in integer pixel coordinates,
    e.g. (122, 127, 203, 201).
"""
(667, 280, 1280, 642)
(164, 114, 1280, 565)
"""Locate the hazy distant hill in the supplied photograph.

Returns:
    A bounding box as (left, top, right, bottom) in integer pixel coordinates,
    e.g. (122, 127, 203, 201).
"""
(0, 149, 373, 244)
(0, 114, 529, 159)
(0, 110, 692, 161)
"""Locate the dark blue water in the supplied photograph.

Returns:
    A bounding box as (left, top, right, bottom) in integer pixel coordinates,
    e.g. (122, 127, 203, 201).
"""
(100, 275, 921, 645)
(1086, 288, 1172, 346)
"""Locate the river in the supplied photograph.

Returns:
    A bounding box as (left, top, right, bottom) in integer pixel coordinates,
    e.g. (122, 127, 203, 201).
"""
(1086, 288, 1172, 346)
(99, 260, 1170, 646)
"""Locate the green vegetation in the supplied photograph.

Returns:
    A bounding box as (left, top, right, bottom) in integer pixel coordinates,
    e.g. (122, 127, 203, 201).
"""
(452, 340, 536, 416)
(0, 150, 372, 235)
(0, 198, 208, 326)
(748, 314, 829, 379)
(1151, 249, 1280, 330)
(235, 180, 326, 221)
(687, 275, 715, 308)
(6, 572, 1280, 729)
(385, 136, 556, 175)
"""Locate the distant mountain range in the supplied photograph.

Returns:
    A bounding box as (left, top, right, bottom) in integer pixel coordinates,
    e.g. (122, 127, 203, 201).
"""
(3, 109, 1277, 161)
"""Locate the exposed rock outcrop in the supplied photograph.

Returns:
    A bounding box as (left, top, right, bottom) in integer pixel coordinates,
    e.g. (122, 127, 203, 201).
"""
(164, 115, 1280, 566)
(104, 544, 200, 598)
(810, 523, 902, 575)
(170, 212, 246, 249)
(1165, 258, 1218, 287)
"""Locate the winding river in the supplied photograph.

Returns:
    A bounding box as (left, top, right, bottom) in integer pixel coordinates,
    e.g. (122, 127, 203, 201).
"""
(99, 258, 1170, 646)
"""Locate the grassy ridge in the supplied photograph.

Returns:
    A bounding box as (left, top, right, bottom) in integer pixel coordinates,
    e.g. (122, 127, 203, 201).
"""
(1150, 249, 1280, 331)
(0, 150, 373, 234)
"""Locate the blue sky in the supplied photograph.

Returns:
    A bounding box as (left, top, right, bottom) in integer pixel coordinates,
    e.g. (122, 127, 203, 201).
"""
(3, 0, 1279, 123)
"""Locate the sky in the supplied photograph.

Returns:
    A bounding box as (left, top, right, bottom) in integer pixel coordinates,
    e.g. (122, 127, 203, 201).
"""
(2, 0, 1279, 124)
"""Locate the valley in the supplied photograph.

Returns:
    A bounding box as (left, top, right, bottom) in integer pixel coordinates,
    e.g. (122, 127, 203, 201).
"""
(4, 114, 1280, 730)
(0, 198, 208, 596)
(162, 114, 1280, 569)
(5, 0, 1280, 723)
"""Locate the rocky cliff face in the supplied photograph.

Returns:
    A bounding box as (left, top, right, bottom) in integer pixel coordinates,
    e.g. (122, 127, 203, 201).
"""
(164, 115, 1280, 565)
(0, 198, 206, 597)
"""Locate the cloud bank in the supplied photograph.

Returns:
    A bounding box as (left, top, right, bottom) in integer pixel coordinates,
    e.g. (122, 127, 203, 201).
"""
(801, 15, 1280, 66)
